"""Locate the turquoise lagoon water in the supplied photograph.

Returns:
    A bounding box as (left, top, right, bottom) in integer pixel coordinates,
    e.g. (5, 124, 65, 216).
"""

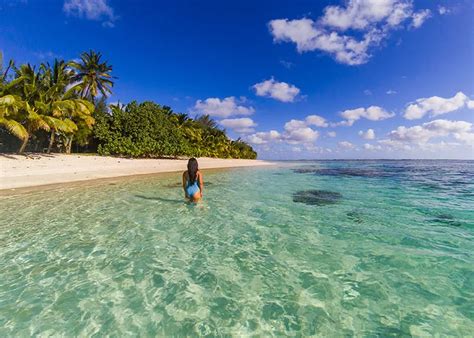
(0, 160, 473, 336)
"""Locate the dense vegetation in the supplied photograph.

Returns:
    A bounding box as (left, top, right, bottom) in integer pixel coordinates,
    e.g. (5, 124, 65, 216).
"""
(0, 51, 257, 159)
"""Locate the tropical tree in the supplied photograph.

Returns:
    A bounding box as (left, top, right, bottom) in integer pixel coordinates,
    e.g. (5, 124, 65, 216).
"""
(195, 114, 218, 129)
(0, 60, 95, 153)
(0, 52, 14, 84)
(69, 50, 114, 101)
(13, 100, 51, 153)
(0, 51, 257, 158)
(1, 64, 48, 152)
(37, 60, 94, 153)
(0, 95, 28, 144)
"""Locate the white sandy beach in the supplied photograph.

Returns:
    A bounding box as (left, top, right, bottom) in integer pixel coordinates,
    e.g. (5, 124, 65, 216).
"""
(0, 154, 273, 190)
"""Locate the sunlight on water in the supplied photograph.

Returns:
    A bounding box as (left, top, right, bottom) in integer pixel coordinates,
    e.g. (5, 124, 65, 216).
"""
(0, 161, 473, 336)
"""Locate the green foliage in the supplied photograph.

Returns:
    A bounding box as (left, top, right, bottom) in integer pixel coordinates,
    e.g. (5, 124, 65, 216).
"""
(0, 50, 257, 158)
(69, 50, 114, 100)
(94, 102, 257, 159)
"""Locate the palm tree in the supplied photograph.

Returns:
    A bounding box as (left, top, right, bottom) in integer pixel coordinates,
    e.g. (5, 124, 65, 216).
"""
(195, 114, 218, 129)
(6, 99, 51, 153)
(4, 61, 93, 153)
(38, 60, 88, 153)
(56, 99, 95, 153)
(2, 64, 48, 153)
(0, 52, 14, 84)
(69, 50, 114, 101)
(0, 95, 28, 143)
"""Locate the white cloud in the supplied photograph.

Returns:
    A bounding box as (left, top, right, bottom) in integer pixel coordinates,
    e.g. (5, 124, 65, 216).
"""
(247, 116, 321, 147)
(284, 127, 319, 144)
(193, 96, 255, 118)
(219, 118, 257, 134)
(338, 141, 355, 149)
(63, 0, 117, 26)
(269, 18, 383, 65)
(364, 89, 372, 95)
(438, 6, 450, 15)
(282, 119, 319, 144)
(246, 130, 281, 145)
(337, 105, 394, 126)
(305, 114, 329, 127)
(268, 0, 430, 66)
(253, 78, 300, 102)
(388, 119, 474, 145)
(359, 128, 376, 139)
(327, 131, 337, 137)
(386, 89, 397, 95)
(284, 119, 307, 131)
(404, 91, 473, 120)
(321, 0, 412, 30)
(411, 9, 431, 28)
(364, 143, 382, 150)
(283, 115, 328, 131)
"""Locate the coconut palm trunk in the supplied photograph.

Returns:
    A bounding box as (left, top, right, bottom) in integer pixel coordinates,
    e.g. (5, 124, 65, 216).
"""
(47, 130, 55, 153)
(18, 132, 30, 153)
(65, 135, 73, 154)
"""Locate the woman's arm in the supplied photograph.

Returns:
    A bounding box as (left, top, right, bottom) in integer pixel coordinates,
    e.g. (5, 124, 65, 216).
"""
(198, 171, 204, 196)
(182, 171, 188, 198)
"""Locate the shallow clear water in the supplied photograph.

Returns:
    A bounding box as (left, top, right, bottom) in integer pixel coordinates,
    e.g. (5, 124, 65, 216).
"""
(1, 160, 473, 336)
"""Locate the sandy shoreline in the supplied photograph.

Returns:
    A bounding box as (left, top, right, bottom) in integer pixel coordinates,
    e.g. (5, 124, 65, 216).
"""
(0, 154, 274, 190)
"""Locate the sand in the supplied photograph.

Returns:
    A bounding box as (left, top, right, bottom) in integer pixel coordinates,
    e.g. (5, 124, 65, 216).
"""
(0, 154, 273, 190)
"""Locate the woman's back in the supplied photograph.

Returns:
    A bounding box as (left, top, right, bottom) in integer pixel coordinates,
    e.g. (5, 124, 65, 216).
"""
(183, 158, 203, 202)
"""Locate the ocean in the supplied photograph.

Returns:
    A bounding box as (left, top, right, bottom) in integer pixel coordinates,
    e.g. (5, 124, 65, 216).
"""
(0, 160, 472, 335)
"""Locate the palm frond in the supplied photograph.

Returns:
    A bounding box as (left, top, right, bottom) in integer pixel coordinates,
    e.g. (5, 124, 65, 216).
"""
(0, 117, 28, 140)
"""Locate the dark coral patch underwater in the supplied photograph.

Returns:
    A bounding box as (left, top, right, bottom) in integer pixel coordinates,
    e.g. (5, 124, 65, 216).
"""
(292, 167, 394, 178)
(293, 190, 342, 206)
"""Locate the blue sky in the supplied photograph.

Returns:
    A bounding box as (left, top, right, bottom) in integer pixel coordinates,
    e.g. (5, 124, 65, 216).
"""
(1, 0, 473, 159)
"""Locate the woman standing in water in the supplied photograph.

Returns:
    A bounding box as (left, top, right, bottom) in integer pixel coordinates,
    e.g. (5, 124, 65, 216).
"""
(182, 158, 203, 202)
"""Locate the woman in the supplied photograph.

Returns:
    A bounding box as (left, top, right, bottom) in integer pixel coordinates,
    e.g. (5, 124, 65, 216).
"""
(182, 158, 203, 202)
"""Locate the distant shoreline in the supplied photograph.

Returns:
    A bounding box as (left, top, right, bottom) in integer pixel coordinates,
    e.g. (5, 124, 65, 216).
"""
(0, 154, 274, 191)
(271, 158, 474, 161)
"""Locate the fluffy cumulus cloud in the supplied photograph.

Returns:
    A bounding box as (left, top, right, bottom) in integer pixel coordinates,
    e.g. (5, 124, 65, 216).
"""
(284, 125, 319, 144)
(359, 128, 376, 139)
(387, 119, 474, 145)
(337, 105, 394, 126)
(338, 141, 355, 149)
(306, 114, 329, 127)
(193, 96, 255, 118)
(280, 115, 327, 143)
(327, 131, 337, 137)
(253, 78, 300, 102)
(63, 0, 117, 27)
(404, 91, 474, 120)
(364, 143, 382, 150)
(269, 0, 431, 65)
(246, 115, 322, 147)
(219, 118, 257, 134)
(284, 114, 328, 130)
(246, 130, 281, 145)
(269, 18, 383, 65)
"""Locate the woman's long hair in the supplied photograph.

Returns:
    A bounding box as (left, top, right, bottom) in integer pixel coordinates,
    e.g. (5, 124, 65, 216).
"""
(187, 158, 199, 184)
